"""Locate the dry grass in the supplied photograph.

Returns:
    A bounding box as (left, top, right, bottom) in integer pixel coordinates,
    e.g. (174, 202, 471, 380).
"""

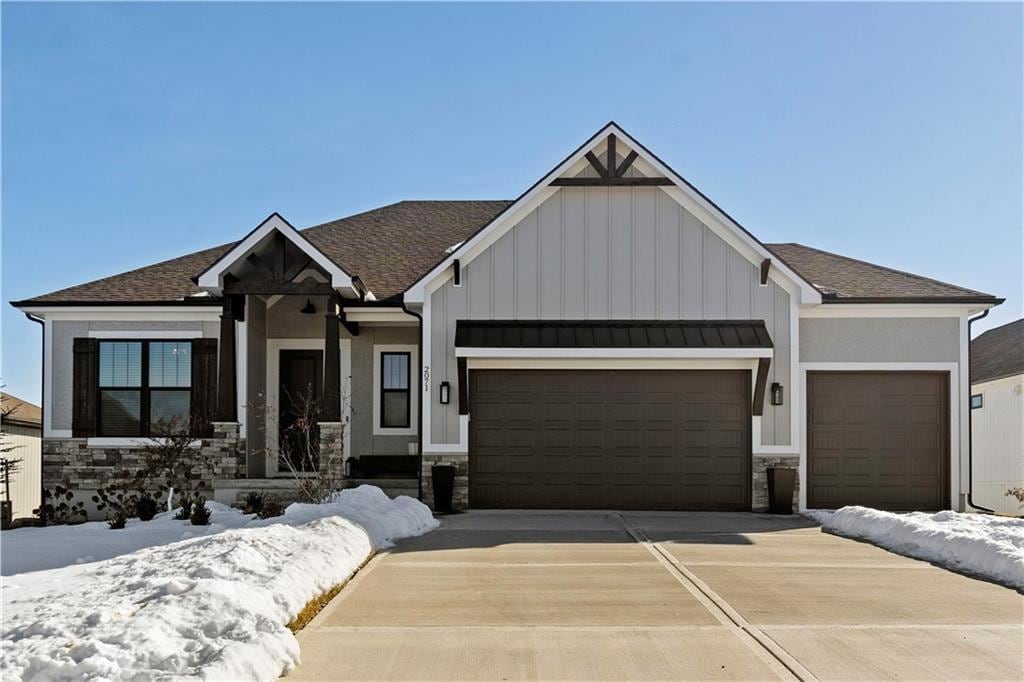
(286, 556, 372, 633)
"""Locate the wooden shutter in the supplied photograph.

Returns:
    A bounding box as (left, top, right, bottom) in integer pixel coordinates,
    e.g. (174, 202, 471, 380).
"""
(191, 338, 218, 437)
(72, 338, 99, 438)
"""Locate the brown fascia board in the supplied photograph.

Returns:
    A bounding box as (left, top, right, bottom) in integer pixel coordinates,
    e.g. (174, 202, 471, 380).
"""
(10, 298, 224, 309)
(821, 296, 1005, 305)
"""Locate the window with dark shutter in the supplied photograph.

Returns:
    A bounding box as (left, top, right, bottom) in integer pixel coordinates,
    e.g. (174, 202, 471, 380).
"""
(380, 352, 411, 428)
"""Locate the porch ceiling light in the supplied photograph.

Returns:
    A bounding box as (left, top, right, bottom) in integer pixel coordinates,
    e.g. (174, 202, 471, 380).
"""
(300, 298, 317, 315)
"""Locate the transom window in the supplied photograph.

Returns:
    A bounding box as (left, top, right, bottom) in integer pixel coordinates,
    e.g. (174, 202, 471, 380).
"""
(380, 351, 411, 429)
(98, 341, 192, 436)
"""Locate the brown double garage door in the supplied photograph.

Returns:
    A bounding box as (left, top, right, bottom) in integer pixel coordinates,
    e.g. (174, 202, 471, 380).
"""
(469, 369, 751, 510)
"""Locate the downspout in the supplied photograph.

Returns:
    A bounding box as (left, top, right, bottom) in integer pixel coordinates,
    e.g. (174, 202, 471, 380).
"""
(966, 308, 995, 513)
(399, 297, 425, 502)
(23, 312, 46, 522)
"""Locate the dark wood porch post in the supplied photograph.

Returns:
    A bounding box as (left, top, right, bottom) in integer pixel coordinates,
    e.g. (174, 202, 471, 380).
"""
(215, 298, 238, 422)
(322, 296, 341, 422)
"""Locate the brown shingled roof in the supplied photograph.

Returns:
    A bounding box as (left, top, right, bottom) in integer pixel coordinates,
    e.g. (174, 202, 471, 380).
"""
(12, 202, 998, 306)
(1, 392, 42, 428)
(765, 243, 999, 303)
(971, 319, 1024, 384)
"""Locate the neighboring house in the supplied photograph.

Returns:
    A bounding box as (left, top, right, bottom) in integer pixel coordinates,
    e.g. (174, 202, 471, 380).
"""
(970, 319, 1024, 515)
(1, 392, 42, 520)
(11, 123, 1003, 515)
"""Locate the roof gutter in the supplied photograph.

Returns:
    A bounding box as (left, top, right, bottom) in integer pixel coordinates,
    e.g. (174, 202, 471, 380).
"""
(22, 312, 46, 522)
(966, 308, 996, 514)
(399, 296, 425, 503)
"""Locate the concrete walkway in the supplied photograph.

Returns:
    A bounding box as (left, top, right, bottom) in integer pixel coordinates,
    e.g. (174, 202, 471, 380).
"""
(289, 511, 1024, 681)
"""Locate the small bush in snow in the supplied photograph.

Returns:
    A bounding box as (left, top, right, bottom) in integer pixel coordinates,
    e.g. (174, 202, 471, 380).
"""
(189, 498, 212, 526)
(107, 511, 127, 530)
(1006, 487, 1024, 508)
(35, 484, 87, 525)
(242, 491, 285, 519)
(136, 495, 159, 521)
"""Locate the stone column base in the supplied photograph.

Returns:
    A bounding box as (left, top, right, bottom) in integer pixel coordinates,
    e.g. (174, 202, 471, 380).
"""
(421, 453, 468, 510)
(752, 455, 801, 512)
(318, 421, 345, 479)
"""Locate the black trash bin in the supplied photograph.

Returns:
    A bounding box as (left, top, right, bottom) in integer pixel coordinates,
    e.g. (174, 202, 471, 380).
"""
(766, 468, 796, 515)
(431, 464, 455, 513)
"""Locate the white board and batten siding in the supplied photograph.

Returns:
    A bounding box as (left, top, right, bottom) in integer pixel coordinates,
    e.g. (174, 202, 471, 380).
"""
(429, 186, 793, 447)
(971, 374, 1024, 515)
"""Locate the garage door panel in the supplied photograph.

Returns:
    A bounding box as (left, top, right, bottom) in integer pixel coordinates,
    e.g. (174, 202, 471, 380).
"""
(807, 372, 948, 511)
(470, 369, 751, 510)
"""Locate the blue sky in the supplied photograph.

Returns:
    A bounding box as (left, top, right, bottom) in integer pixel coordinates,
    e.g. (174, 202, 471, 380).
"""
(2, 2, 1021, 404)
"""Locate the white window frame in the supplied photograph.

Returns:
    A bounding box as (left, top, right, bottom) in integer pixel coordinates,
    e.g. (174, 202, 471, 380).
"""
(373, 344, 419, 436)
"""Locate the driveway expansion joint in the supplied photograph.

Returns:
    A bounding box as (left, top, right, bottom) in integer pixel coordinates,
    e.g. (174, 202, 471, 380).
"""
(613, 512, 817, 682)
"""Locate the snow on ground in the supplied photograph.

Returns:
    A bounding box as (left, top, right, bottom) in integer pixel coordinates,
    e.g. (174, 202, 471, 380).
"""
(1, 486, 439, 681)
(2, 501, 252, 576)
(806, 506, 1024, 591)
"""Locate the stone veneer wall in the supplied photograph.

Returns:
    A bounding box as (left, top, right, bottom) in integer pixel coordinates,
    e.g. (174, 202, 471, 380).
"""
(751, 455, 801, 512)
(41, 422, 245, 518)
(421, 453, 468, 511)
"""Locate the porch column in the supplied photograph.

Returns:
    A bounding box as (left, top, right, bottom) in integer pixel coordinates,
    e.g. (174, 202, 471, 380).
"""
(215, 298, 238, 422)
(322, 298, 341, 422)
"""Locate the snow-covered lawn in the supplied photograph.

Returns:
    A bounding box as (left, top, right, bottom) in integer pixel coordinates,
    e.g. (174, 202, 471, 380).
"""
(807, 506, 1024, 591)
(1, 486, 439, 681)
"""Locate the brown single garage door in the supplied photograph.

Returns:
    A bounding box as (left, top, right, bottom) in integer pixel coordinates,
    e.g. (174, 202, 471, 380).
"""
(469, 369, 751, 510)
(807, 371, 949, 511)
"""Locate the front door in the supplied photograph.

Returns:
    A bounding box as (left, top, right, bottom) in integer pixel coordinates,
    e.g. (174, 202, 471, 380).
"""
(279, 349, 323, 472)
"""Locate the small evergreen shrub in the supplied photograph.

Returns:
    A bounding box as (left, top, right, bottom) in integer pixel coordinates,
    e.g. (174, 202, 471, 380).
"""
(190, 497, 212, 526)
(241, 491, 284, 519)
(241, 491, 266, 516)
(107, 511, 127, 530)
(136, 495, 159, 521)
(259, 498, 284, 519)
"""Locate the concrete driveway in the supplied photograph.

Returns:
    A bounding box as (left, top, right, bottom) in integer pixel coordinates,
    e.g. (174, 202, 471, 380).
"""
(289, 511, 1023, 681)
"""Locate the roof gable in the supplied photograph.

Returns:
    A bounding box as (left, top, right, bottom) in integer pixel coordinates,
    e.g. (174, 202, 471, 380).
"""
(195, 213, 360, 298)
(403, 122, 822, 305)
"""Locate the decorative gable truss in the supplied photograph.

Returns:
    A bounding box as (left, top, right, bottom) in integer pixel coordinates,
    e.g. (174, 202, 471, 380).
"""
(404, 122, 822, 306)
(194, 213, 368, 300)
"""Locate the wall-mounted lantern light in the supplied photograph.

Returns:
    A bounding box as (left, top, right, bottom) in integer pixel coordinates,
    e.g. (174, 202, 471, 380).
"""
(439, 381, 451, 405)
(770, 382, 784, 406)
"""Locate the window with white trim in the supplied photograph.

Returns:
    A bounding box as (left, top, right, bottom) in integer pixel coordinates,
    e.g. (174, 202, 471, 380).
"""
(98, 340, 191, 436)
(380, 352, 411, 428)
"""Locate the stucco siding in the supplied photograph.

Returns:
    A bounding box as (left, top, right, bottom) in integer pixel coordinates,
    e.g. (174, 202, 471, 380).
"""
(429, 186, 793, 446)
(350, 326, 419, 457)
(49, 320, 219, 432)
(800, 317, 960, 363)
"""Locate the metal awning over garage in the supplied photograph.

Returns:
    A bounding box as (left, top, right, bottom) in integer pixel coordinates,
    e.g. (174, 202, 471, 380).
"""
(454, 320, 774, 351)
(453, 320, 776, 419)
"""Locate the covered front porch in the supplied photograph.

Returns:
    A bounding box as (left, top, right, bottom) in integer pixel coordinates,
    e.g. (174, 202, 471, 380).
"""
(196, 214, 423, 504)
